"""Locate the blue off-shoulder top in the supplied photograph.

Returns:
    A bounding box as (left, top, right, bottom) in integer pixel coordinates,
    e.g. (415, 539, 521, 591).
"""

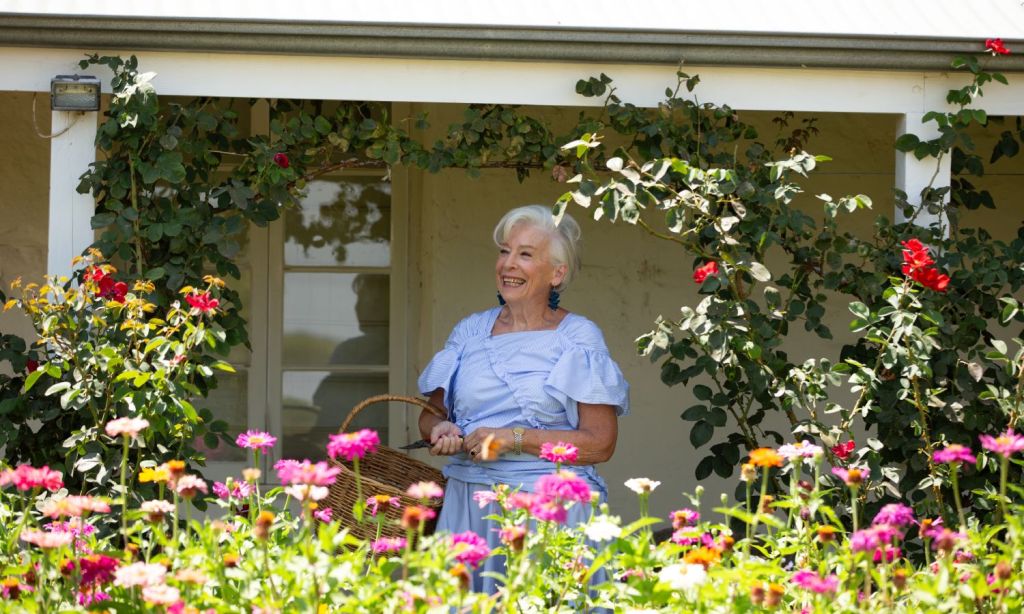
(417, 307, 629, 496)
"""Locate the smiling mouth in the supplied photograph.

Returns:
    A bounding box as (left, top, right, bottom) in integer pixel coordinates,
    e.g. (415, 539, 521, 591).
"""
(501, 276, 525, 287)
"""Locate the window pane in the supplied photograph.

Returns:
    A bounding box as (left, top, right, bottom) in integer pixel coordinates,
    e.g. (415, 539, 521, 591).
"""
(283, 273, 389, 368)
(281, 371, 388, 460)
(196, 371, 248, 462)
(284, 177, 391, 267)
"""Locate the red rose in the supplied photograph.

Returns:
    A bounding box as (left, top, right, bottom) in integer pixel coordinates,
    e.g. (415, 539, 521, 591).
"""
(272, 153, 290, 169)
(985, 38, 1010, 56)
(185, 291, 220, 314)
(693, 261, 719, 284)
(831, 440, 855, 460)
(96, 276, 128, 304)
(900, 239, 950, 293)
(25, 359, 39, 373)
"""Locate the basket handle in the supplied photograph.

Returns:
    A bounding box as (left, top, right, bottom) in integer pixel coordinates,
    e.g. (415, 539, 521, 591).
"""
(339, 394, 448, 434)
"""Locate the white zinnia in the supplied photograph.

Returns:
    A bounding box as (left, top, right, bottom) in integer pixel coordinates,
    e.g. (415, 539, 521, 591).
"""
(624, 478, 661, 494)
(657, 562, 707, 592)
(114, 562, 167, 588)
(584, 515, 623, 542)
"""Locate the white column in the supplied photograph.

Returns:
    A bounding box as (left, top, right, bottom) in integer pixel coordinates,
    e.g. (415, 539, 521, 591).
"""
(47, 110, 98, 279)
(894, 113, 950, 234)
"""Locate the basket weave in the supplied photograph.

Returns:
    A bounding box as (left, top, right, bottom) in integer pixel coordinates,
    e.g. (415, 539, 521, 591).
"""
(324, 394, 448, 541)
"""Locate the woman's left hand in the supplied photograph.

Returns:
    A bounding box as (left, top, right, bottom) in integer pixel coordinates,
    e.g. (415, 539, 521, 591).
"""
(462, 427, 511, 462)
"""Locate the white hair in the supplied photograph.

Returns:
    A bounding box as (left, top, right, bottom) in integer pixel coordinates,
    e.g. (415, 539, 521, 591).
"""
(492, 205, 582, 293)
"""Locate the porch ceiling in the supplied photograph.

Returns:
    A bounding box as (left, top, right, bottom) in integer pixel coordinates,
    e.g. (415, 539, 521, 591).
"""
(2, 12, 1024, 72)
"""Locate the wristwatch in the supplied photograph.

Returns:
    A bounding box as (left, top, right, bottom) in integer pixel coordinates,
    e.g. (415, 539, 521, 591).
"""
(512, 427, 525, 455)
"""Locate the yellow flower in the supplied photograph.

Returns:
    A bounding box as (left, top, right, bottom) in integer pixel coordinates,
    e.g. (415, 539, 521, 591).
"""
(682, 546, 721, 569)
(139, 466, 171, 484)
(203, 275, 226, 288)
(133, 280, 156, 294)
(9, 276, 21, 289)
(3, 299, 17, 312)
(748, 448, 783, 468)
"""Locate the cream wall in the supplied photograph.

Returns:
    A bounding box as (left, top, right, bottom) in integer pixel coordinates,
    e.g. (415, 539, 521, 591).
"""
(0, 91, 50, 371)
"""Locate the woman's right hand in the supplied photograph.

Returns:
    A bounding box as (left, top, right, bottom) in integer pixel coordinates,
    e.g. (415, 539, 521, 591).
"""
(429, 421, 463, 456)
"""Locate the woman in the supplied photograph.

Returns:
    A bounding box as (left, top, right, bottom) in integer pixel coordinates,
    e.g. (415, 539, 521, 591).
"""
(417, 205, 629, 593)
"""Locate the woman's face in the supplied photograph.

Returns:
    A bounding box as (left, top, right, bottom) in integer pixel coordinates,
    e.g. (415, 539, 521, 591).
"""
(495, 224, 566, 308)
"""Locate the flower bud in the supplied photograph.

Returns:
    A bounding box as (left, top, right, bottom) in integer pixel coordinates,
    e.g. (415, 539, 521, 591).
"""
(740, 463, 757, 482)
(995, 560, 1012, 581)
(243, 468, 262, 482)
(254, 511, 274, 540)
(892, 569, 908, 590)
(765, 583, 784, 607)
(750, 583, 765, 605)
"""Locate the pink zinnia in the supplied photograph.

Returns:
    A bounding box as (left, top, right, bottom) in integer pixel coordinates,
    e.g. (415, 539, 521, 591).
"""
(791, 570, 839, 594)
(539, 441, 579, 464)
(41, 495, 111, 518)
(371, 537, 407, 554)
(313, 508, 333, 523)
(20, 529, 74, 549)
(406, 481, 444, 500)
(933, 444, 977, 465)
(778, 441, 823, 462)
(472, 490, 499, 509)
(104, 417, 150, 439)
(873, 544, 901, 564)
(980, 429, 1024, 458)
(850, 529, 882, 553)
(142, 584, 180, 605)
(535, 470, 591, 504)
(831, 466, 869, 486)
(235, 430, 277, 451)
(283, 484, 329, 502)
(327, 429, 380, 461)
(529, 496, 568, 523)
(174, 475, 208, 499)
(504, 492, 538, 511)
(0, 464, 64, 492)
(450, 531, 491, 568)
(670, 508, 700, 530)
(275, 459, 341, 486)
(212, 480, 254, 500)
(366, 494, 401, 516)
(872, 503, 915, 528)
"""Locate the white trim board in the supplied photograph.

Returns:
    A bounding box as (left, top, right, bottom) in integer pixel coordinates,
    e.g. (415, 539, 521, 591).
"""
(3, 47, 1023, 115)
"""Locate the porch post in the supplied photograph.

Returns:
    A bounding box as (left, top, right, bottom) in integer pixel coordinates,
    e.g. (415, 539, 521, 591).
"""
(894, 113, 951, 234)
(47, 110, 98, 279)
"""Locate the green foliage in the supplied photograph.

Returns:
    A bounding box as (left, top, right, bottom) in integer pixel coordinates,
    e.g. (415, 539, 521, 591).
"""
(556, 58, 1024, 525)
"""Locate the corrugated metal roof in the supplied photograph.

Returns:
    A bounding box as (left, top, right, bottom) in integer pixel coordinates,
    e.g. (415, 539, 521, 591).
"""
(4, 0, 1024, 39)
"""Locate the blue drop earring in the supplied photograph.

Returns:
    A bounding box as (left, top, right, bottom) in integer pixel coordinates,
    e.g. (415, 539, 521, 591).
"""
(548, 288, 560, 310)
(497, 292, 506, 306)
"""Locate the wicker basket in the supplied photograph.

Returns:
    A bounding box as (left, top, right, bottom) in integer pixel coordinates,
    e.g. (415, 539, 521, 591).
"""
(323, 394, 448, 541)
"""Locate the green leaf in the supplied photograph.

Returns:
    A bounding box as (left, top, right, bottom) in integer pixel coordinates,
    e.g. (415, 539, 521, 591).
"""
(693, 384, 713, 401)
(707, 407, 728, 427)
(695, 456, 714, 480)
(44, 381, 71, 396)
(690, 420, 714, 448)
(681, 405, 708, 421)
(22, 368, 45, 393)
(895, 134, 921, 151)
(748, 262, 771, 282)
(91, 212, 117, 229)
(849, 302, 870, 319)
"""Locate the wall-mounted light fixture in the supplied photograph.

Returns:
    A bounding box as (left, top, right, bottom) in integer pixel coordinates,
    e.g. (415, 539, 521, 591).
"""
(50, 75, 101, 112)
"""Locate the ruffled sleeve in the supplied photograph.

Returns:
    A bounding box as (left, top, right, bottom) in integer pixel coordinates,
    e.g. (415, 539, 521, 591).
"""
(417, 311, 489, 411)
(543, 317, 630, 423)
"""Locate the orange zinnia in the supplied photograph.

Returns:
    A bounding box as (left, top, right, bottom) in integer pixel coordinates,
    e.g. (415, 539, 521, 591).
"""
(748, 448, 783, 468)
(683, 546, 721, 569)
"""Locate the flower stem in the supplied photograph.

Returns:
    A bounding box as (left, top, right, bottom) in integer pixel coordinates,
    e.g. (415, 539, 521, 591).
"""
(998, 455, 1009, 523)
(120, 435, 130, 549)
(950, 464, 968, 532)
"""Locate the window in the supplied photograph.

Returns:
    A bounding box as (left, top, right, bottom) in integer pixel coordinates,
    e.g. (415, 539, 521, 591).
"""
(202, 170, 400, 480)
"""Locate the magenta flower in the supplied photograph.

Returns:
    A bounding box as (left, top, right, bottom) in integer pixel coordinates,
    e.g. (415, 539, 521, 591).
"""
(235, 430, 277, 451)
(275, 459, 341, 486)
(371, 536, 407, 554)
(450, 531, 492, 568)
(872, 503, 915, 528)
(327, 429, 380, 462)
(539, 441, 579, 464)
(873, 544, 901, 564)
(670, 508, 700, 530)
(213, 480, 254, 501)
(406, 481, 444, 500)
(933, 444, 977, 465)
(504, 492, 538, 511)
(529, 496, 568, 524)
(174, 475, 208, 499)
(79, 554, 120, 586)
(980, 429, 1024, 458)
(931, 527, 967, 552)
(778, 441, 824, 462)
(791, 570, 839, 594)
(850, 529, 882, 553)
(831, 466, 869, 486)
(870, 523, 905, 544)
(535, 470, 591, 504)
(313, 508, 333, 523)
